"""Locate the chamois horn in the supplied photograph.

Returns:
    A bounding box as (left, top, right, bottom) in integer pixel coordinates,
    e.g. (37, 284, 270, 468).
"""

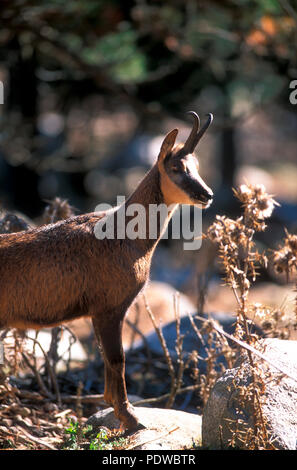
(184, 111, 213, 154)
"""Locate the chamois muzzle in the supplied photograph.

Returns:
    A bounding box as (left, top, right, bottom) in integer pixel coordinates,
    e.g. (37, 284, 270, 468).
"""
(198, 188, 213, 207)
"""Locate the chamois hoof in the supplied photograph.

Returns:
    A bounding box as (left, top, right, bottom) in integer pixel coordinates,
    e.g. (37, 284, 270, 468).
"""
(119, 407, 142, 432)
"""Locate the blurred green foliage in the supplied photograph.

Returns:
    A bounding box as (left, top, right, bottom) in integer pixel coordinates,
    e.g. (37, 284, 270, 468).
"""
(1, 0, 296, 114)
(0, 0, 296, 216)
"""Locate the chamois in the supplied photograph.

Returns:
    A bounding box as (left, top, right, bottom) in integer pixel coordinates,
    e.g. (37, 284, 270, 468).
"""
(0, 111, 213, 430)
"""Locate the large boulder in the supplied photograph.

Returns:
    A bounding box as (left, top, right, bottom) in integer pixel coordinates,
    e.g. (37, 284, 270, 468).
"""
(86, 406, 202, 450)
(144, 312, 236, 357)
(202, 338, 297, 450)
(142, 311, 262, 374)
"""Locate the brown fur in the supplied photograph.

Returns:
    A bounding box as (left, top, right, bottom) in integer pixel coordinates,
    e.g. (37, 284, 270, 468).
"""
(0, 117, 213, 430)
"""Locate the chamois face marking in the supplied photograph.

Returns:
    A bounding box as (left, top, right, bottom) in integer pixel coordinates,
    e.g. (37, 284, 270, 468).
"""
(157, 112, 214, 208)
(163, 148, 213, 208)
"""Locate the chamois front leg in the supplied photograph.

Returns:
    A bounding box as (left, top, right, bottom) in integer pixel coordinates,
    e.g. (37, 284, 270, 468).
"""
(92, 314, 140, 431)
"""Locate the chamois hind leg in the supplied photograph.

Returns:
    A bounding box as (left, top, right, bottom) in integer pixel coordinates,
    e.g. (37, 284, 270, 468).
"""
(92, 314, 139, 431)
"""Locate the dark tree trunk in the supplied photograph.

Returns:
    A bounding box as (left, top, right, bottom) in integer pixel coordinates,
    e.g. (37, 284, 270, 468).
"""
(221, 125, 236, 189)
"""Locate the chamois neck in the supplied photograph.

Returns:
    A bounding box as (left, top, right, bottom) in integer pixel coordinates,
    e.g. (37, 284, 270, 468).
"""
(125, 163, 163, 207)
(121, 163, 177, 252)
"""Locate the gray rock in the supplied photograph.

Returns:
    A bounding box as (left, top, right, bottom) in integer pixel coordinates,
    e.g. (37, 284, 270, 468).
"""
(86, 406, 202, 450)
(142, 312, 263, 374)
(124, 281, 197, 350)
(202, 338, 297, 450)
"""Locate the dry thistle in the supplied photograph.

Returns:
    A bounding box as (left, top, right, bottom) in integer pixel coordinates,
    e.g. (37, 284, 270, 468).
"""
(41, 197, 75, 224)
(0, 213, 31, 234)
(234, 183, 279, 227)
(206, 183, 278, 340)
(273, 229, 297, 279)
(204, 183, 279, 449)
(272, 229, 297, 328)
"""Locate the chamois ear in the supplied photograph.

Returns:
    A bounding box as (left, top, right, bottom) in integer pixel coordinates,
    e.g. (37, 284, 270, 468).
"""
(158, 128, 178, 163)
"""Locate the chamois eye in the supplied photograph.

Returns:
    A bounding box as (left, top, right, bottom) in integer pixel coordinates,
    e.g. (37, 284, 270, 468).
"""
(171, 166, 180, 173)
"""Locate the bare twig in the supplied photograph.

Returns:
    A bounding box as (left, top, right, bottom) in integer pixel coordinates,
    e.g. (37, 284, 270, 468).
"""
(15, 425, 57, 450)
(169, 293, 185, 408)
(60, 393, 105, 405)
(199, 315, 297, 383)
(125, 316, 152, 363)
(132, 384, 200, 407)
(21, 352, 53, 400)
(23, 334, 62, 405)
(75, 381, 84, 448)
(143, 293, 177, 408)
